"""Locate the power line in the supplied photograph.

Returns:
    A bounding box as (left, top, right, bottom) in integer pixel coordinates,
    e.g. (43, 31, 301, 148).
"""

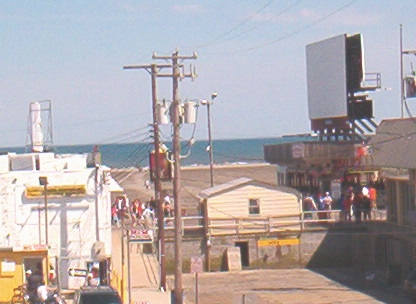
(93, 126, 150, 145)
(197, 0, 303, 49)
(210, 0, 359, 54)
(196, 0, 277, 49)
(243, 0, 359, 52)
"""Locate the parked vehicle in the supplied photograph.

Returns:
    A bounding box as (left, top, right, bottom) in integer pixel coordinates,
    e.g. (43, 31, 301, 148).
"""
(74, 286, 122, 304)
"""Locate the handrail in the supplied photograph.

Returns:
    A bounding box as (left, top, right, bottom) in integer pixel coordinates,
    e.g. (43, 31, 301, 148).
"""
(148, 209, 386, 236)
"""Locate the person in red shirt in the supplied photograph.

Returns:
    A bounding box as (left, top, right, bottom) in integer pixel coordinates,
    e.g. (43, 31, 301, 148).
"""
(111, 203, 120, 227)
(369, 187, 377, 210)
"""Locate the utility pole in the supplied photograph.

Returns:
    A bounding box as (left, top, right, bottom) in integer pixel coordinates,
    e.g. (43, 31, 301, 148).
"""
(123, 63, 170, 291)
(150, 64, 166, 290)
(153, 50, 197, 304)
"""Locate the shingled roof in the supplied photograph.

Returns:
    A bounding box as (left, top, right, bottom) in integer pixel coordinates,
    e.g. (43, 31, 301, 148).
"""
(196, 177, 301, 200)
(368, 118, 416, 169)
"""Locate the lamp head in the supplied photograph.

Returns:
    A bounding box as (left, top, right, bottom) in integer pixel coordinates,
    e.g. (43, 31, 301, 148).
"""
(211, 92, 218, 100)
(200, 99, 208, 105)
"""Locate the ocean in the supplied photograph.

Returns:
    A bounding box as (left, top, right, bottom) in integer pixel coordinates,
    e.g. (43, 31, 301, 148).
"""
(0, 135, 314, 169)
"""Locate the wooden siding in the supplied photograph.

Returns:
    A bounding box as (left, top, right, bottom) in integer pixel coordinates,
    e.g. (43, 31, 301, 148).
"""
(207, 185, 299, 218)
(206, 184, 301, 235)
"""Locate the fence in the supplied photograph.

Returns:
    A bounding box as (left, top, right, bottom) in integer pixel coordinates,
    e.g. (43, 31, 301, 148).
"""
(157, 210, 386, 237)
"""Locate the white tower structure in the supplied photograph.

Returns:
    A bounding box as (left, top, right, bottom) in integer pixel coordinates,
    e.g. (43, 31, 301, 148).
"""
(26, 100, 53, 152)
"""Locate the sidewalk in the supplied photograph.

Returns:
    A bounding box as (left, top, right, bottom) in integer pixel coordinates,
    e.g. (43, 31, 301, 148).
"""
(129, 243, 170, 304)
(131, 287, 170, 304)
(112, 227, 170, 304)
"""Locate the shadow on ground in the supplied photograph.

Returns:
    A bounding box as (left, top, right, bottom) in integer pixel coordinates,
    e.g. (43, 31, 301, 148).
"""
(311, 267, 411, 304)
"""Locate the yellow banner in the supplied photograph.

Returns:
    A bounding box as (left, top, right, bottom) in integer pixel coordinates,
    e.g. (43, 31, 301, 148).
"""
(257, 238, 299, 247)
(25, 185, 86, 198)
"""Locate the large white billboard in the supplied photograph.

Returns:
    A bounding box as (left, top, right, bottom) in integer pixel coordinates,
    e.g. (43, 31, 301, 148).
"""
(306, 34, 347, 120)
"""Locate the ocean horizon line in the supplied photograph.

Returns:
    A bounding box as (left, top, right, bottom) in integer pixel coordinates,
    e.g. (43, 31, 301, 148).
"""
(0, 133, 315, 152)
(0, 135, 311, 169)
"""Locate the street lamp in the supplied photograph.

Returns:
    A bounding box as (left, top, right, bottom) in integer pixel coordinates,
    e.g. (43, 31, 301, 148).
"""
(39, 176, 49, 286)
(39, 176, 49, 246)
(201, 92, 218, 187)
(400, 24, 416, 118)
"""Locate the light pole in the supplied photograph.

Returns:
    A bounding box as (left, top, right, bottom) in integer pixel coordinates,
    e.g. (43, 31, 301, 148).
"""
(201, 93, 218, 187)
(400, 24, 416, 118)
(39, 176, 49, 246)
(39, 176, 49, 285)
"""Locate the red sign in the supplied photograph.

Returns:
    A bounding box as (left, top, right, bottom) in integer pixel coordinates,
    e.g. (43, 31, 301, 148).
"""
(149, 151, 172, 181)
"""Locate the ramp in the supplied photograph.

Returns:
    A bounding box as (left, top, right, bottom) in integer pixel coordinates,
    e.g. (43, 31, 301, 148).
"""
(129, 243, 171, 304)
(130, 242, 159, 288)
(112, 227, 170, 303)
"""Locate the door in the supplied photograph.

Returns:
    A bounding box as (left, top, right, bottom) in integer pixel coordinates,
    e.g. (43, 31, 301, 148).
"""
(235, 241, 249, 267)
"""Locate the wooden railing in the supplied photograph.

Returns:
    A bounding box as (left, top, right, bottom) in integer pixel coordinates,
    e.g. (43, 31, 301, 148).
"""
(156, 209, 387, 236)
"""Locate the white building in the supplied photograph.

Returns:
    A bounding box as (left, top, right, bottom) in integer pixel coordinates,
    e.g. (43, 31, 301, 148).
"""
(0, 151, 121, 293)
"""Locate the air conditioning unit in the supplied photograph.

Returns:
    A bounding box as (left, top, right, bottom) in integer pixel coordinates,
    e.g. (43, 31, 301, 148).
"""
(92, 242, 105, 258)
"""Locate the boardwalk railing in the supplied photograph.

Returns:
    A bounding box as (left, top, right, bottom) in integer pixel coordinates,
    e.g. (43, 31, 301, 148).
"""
(152, 209, 386, 237)
(301, 209, 386, 223)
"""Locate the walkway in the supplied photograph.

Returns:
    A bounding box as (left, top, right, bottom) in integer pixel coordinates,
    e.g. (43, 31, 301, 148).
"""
(111, 227, 170, 303)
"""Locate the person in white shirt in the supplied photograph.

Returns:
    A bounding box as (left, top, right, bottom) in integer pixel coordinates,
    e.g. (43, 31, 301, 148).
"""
(86, 267, 100, 286)
(323, 192, 333, 218)
(142, 204, 155, 222)
(37, 280, 49, 302)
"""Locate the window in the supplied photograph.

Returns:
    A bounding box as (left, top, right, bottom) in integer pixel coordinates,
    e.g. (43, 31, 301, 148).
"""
(249, 199, 260, 215)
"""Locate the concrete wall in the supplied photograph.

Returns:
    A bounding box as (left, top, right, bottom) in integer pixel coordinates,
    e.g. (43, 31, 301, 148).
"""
(162, 222, 408, 283)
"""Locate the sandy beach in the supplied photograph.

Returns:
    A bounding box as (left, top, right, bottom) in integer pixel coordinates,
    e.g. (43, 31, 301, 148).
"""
(110, 162, 279, 215)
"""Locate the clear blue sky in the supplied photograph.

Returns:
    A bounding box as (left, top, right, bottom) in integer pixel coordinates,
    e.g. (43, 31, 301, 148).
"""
(1, 1, 415, 147)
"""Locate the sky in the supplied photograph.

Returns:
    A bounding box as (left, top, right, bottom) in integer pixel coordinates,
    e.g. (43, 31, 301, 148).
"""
(1, 0, 416, 147)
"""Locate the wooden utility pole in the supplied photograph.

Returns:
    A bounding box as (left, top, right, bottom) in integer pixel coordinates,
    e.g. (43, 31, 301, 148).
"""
(123, 62, 170, 291)
(153, 50, 197, 304)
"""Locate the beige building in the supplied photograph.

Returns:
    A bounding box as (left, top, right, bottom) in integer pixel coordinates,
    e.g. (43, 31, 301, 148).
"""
(198, 177, 303, 236)
(197, 178, 302, 269)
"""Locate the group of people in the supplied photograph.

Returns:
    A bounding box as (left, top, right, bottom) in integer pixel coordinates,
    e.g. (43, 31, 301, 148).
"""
(340, 186, 376, 222)
(111, 196, 155, 227)
(303, 186, 377, 222)
(303, 191, 334, 219)
(111, 195, 175, 228)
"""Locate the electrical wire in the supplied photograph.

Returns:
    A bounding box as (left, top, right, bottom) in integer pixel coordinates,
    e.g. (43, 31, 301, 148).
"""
(197, 0, 303, 49)
(196, 0, 277, 49)
(213, 0, 359, 54)
(92, 126, 150, 145)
